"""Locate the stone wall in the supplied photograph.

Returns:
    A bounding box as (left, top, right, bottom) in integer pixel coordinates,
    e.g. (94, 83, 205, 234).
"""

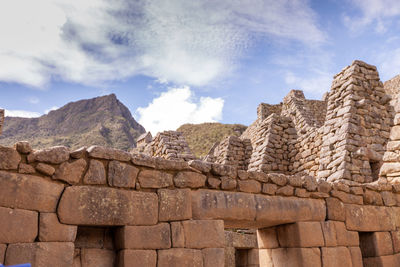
(0, 109, 3, 135)
(2, 143, 400, 266)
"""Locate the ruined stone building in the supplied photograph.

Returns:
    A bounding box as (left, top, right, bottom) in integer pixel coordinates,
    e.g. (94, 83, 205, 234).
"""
(2, 60, 400, 267)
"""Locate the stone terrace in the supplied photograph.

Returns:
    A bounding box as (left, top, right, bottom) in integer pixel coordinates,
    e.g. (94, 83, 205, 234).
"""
(1, 60, 400, 267)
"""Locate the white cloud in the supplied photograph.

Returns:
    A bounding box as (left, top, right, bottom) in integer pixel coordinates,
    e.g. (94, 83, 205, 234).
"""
(5, 109, 41, 118)
(285, 71, 332, 95)
(136, 86, 224, 134)
(44, 106, 59, 114)
(27, 97, 40, 104)
(0, 0, 325, 88)
(344, 0, 400, 33)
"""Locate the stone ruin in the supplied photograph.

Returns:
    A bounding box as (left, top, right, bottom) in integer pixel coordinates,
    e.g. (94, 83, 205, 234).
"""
(1, 60, 400, 266)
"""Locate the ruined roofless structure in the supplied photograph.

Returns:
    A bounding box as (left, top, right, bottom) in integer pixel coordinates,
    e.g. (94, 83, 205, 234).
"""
(2, 60, 400, 266)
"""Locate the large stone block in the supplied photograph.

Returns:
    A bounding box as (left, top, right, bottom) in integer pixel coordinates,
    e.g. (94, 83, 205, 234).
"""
(138, 169, 173, 188)
(0, 244, 5, 265)
(225, 231, 258, 249)
(0, 171, 64, 212)
(115, 223, 171, 249)
(81, 249, 116, 267)
(321, 247, 352, 267)
(257, 228, 279, 249)
(53, 158, 86, 184)
(363, 254, 400, 267)
(117, 250, 157, 267)
(191, 190, 256, 227)
(0, 146, 21, 170)
(202, 248, 224, 267)
(360, 232, 394, 257)
(5, 242, 74, 267)
(182, 220, 225, 248)
(58, 186, 158, 226)
(32, 146, 70, 164)
(87, 145, 131, 161)
(108, 160, 138, 188)
(157, 248, 203, 267)
(174, 171, 206, 188)
(349, 247, 363, 267)
(75, 227, 104, 248)
(171, 222, 185, 248)
(0, 207, 37, 243)
(334, 221, 359, 246)
(255, 195, 326, 228)
(326, 197, 345, 221)
(158, 189, 192, 221)
(271, 248, 321, 267)
(83, 159, 106, 185)
(276, 222, 324, 248)
(39, 213, 77, 242)
(345, 204, 396, 231)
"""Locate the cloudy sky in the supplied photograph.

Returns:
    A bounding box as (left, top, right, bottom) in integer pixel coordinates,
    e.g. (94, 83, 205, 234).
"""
(0, 0, 400, 134)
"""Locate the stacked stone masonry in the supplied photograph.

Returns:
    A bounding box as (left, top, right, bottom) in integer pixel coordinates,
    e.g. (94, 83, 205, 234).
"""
(2, 60, 400, 266)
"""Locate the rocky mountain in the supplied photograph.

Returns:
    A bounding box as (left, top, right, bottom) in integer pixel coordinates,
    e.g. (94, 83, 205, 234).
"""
(177, 122, 247, 157)
(0, 94, 146, 151)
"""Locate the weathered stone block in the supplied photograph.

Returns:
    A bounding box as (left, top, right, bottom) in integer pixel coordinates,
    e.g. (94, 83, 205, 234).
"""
(0, 244, 5, 265)
(391, 231, 400, 253)
(15, 141, 32, 154)
(87, 145, 131, 161)
(138, 169, 173, 188)
(108, 160, 138, 188)
(360, 232, 394, 257)
(53, 158, 86, 184)
(158, 189, 191, 221)
(81, 249, 115, 267)
(36, 162, 56, 176)
(182, 220, 225, 248)
(334, 221, 359, 246)
(202, 248, 224, 267)
(171, 222, 185, 248)
(238, 180, 261, 193)
(321, 221, 337, 247)
(345, 204, 396, 231)
(117, 250, 156, 267)
(157, 249, 203, 267)
(58, 186, 158, 226)
(0, 207, 37, 243)
(75, 227, 104, 248)
(349, 247, 363, 267)
(321, 247, 352, 267)
(257, 228, 279, 249)
(0, 171, 64, 212)
(225, 231, 258, 249)
(277, 222, 324, 248)
(115, 224, 171, 249)
(83, 159, 106, 185)
(0, 146, 21, 170)
(363, 254, 400, 267)
(174, 171, 206, 188)
(271, 248, 321, 267)
(18, 163, 35, 174)
(39, 213, 77, 242)
(326, 197, 345, 221)
(5, 242, 74, 267)
(33, 146, 70, 164)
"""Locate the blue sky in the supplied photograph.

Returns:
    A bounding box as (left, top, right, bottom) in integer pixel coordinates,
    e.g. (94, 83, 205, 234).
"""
(1, 0, 400, 134)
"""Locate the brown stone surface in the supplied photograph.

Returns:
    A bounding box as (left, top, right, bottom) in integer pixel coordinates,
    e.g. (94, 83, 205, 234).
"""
(220, 176, 237, 190)
(15, 141, 32, 154)
(321, 221, 337, 247)
(360, 231, 394, 257)
(75, 227, 105, 248)
(238, 179, 261, 193)
(0, 146, 21, 170)
(392, 230, 400, 253)
(271, 247, 321, 267)
(18, 163, 35, 174)
(349, 247, 363, 267)
(345, 204, 396, 231)
(157, 248, 203, 267)
(326, 197, 345, 221)
(262, 183, 278, 195)
(53, 158, 86, 184)
(0, 244, 6, 264)
(363, 254, 400, 267)
(0, 171, 64, 212)
(81, 249, 115, 267)
(257, 227, 279, 249)
(117, 250, 157, 267)
(39, 213, 77, 242)
(158, 189, 192, 221)
(334, 221, 359, 246)
(36, 162, 56, 176)
(202, 248, 224, 267)
(225, 231, 258, 249)
(224, 247, 236, 267)
(84, 159, 106, 184)
(5, 242, 74, 267)
(321, 247, 352, 267)
(171, 222, 185, 248)
(87, 145, 131, 161)
(70, 146, 87, 159)
(58, 186, 158, 226)
(33, 146, 70, 164)
(108, 160, 138, 188)
(174, 171, 206, 188)
(116, 224, 171, 249)
(182, 220, 225, 248)
(138, 169, 173, 188)
(0, 207, 37, 243)
(277, 222, 324, 248)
